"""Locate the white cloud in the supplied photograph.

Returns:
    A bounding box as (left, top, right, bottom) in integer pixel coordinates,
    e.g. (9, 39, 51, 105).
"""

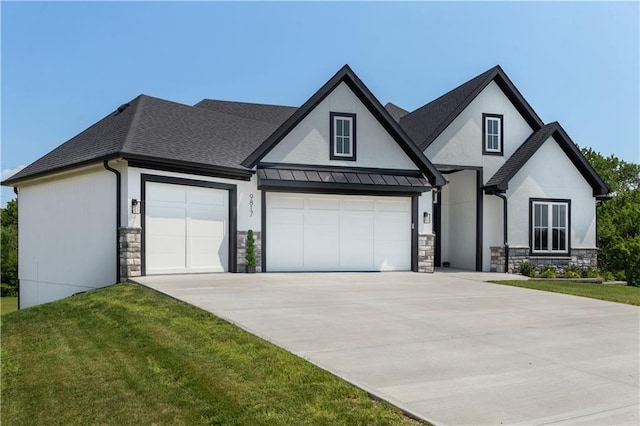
(1, 165, 26, 181)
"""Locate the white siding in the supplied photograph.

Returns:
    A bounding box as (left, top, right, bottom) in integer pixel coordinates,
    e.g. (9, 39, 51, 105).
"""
(262, 82, 418, 170)
(483, 195, 504, 271)
(18, 166, 117, 308)
(507, 136, 596, 249)
(425, 81, 534, 181)
(439, 170, 477, 270)
(126, 167, 261, 232)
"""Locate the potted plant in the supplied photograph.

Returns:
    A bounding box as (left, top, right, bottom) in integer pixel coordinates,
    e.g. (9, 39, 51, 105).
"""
(245, 229, 256, 273)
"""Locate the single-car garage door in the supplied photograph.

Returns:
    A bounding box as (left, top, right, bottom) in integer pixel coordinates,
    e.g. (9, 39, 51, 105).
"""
(267, 193, 411, 271)
(145, 182, 228, 274)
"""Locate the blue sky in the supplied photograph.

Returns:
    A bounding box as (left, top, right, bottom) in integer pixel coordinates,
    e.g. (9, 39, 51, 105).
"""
(1, 1, 638, 204)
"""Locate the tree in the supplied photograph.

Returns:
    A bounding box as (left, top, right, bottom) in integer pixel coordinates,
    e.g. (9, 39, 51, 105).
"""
(1, 199, 18, 296)
(581, 148, 640, 286)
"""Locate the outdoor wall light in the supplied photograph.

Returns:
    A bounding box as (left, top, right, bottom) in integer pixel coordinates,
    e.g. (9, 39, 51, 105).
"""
(131, 199, 141, 215)
(423, 212, 431, 224)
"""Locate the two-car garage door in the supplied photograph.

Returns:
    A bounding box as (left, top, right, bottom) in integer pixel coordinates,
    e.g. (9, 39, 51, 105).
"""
(267, 193, 411, 271)
(145, 182, 229, 274)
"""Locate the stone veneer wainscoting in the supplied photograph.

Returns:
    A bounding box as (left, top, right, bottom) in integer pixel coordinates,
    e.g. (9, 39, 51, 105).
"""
(237, 231, 262, 273)
(490, 246, 598, 275)
(418, 234, 435, 273)
(119, 227, 142, 280)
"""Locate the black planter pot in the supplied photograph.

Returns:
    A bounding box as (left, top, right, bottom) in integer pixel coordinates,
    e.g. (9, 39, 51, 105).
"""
(246, 265, 256, 274)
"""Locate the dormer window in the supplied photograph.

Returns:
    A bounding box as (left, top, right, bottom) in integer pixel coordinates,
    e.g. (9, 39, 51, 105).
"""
(330, 112, 356, 161)
(483, 113, 503, 156)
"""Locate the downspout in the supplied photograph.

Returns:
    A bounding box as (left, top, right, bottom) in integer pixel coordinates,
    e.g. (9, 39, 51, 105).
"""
(495, 192, 509, 273)
(14, 187, 20, 310)
(103, 160, 122, 283)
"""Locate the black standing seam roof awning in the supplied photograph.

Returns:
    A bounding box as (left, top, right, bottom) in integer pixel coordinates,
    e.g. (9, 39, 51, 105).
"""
(257, 166, 431, 193)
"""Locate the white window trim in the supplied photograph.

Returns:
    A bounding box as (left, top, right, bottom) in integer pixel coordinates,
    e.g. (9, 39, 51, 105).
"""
(484, 116, 502, 153)
(531, 200, 569, 254)
(333, 115, 353, 157)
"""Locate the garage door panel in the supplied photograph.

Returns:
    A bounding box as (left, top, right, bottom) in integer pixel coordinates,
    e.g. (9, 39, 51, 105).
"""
(267, 193, 411, 272)
(188, 187, 226, 206)
(147, 184, 186, 203)
(306, 197, 340, 210)
(146, 182, 228, 275)
(342, 198, 375, 211)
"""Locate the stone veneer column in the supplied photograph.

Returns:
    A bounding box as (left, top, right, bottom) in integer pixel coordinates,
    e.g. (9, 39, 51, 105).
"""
(417, 234, 435, 273)
(490, 246, 505, 273)
(237, 231, 262, 273)
(119, 227, 141, 280)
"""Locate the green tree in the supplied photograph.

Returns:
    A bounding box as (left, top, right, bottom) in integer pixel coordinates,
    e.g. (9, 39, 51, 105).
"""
(1, 199, 19, 296)
(582, 148, 640, 286)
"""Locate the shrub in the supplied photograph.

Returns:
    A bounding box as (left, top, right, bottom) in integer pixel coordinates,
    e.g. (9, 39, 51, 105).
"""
(583, 268, 601, 279)
(563, 270, 581, 279)
(600, 270, 616, 281)
(1, 283, 17, 297)
(540, 266, 557, 279)
(519, 262, 535, 277)
(245, 230, 256, 267)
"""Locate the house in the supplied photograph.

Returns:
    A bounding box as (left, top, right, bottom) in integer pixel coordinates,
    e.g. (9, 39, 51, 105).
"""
(2, 65, 609, 309)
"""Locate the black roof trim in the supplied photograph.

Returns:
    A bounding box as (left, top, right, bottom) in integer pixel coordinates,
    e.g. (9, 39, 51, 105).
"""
(484, 122, 609, 196)
(2, 154, 120, 186)
(242, 64, 446, 187)
(125, 154, 253, 181)
(401, 65, 545, 151)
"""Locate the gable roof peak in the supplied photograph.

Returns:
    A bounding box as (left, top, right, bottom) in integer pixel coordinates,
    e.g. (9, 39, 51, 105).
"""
(400, 65, 544, 151)
(241, 64, 446, 186)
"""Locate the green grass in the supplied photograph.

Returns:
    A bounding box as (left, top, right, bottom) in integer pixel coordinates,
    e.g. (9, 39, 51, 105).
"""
(1, 297, 18, 315)
(489, 280, 640, 306)
(1, 284, 421, 426)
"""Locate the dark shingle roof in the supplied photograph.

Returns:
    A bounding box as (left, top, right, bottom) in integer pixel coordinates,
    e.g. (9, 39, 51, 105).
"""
(485, 122, 609, 196)
(400, 66, 544, 151)
(194, 99, 297, 126)
(4, 97, 142, 184)
(5, 95, 281, 184)
(383, 102, 409, 122)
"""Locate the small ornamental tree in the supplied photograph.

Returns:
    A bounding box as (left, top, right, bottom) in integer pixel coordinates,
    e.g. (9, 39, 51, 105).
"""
(245, 230, 256, 270)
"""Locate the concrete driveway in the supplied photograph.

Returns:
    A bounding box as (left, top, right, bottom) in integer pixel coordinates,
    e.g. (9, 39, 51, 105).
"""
(134, 271, 640, 425)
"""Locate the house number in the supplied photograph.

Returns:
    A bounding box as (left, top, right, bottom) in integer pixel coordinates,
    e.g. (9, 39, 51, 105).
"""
(249, 194, 254, 216)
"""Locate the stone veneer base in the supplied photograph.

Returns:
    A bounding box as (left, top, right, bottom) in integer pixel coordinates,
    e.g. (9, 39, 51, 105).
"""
(119, 227, 142, 280)
(418, 234, 435, 273)
(490, 246, 598, 274)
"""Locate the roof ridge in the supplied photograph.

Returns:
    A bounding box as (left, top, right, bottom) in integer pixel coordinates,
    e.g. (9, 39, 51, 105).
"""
(195, 98, 297, 109)
(120, 95, 146, 154)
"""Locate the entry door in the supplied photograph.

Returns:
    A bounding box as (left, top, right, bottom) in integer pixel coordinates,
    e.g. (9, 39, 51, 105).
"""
(267, 193, 411, 271)
(145, 182, 228, 274)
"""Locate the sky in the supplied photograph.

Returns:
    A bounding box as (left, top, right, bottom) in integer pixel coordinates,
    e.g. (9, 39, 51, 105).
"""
(1, 1, 639, 204)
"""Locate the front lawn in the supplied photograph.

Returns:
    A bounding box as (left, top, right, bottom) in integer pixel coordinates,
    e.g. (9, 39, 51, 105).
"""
(1, 297, 18, 315)
(1, 283, 421, 425)
(489, 280, 640, 306)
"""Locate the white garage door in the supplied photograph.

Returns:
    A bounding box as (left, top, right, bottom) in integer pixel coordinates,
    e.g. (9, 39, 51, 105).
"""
(267, 193, 411, 272)
(145, 182, 228, 274)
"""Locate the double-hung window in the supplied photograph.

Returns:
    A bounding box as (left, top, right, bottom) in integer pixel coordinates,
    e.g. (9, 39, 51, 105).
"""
(483, 113, 503, 155)
(531, 199, 570, 254)
(330, 112, 356, 160)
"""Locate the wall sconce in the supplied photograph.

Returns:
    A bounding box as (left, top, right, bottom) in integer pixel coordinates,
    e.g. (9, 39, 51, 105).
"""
(131, 199, 141, 215)
(423, 212, 431, 224)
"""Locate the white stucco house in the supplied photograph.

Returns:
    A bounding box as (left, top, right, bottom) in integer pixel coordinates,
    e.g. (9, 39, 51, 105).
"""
(3, 65, 609, 308)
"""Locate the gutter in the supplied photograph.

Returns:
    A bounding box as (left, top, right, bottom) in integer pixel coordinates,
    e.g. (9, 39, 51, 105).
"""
(494, 192, 509, 273)
(103, 160, 122, 283)
(13, 187, 20, 310)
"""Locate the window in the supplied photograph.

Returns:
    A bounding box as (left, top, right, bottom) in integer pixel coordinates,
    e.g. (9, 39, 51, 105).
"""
(482, 113, 503, 155)
(330, 112, 356, 160)
(530, 199, 570, 254)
